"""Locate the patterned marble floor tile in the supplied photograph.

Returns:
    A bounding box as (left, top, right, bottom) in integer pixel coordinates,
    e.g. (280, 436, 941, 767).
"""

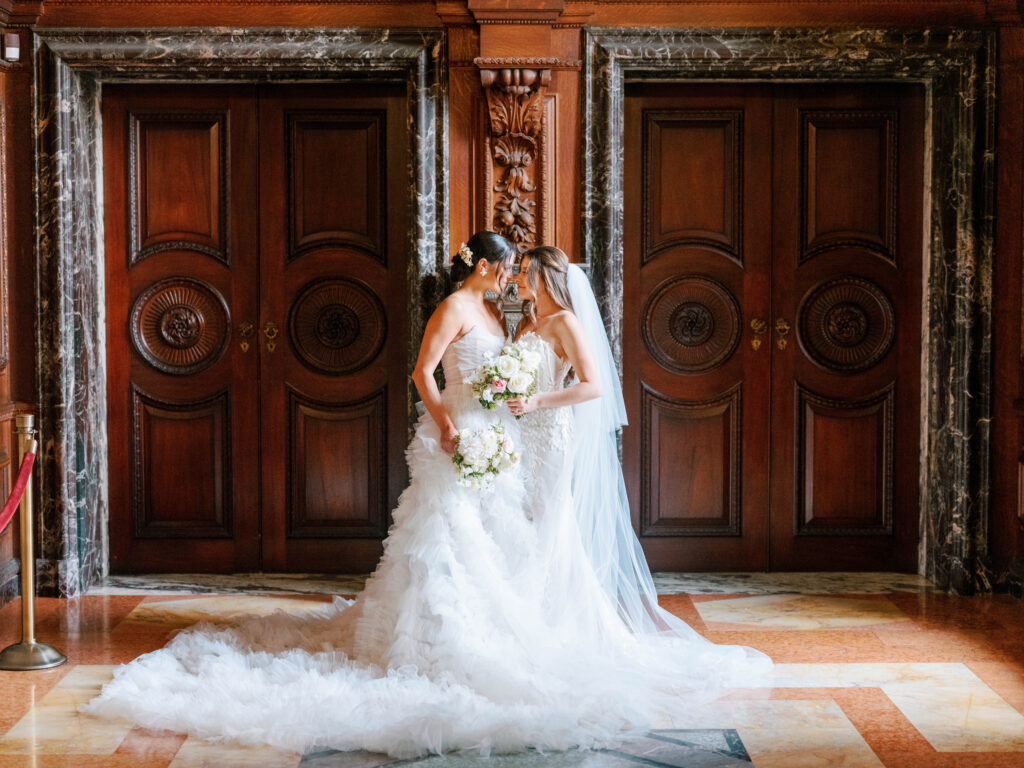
(967, 660, 1024, 713)
(0, 665, 130, 755)
(0, 669, 69, 734)
(674, 699, 884, 768)
(694, 595, 909, 629)
(761, 662, 1024, 752)
(88, 572, 934, 597)
(0, 755, 175, 767)
(169, 737, 301, 767)
(884, 593, 1019, 630)
(122, 595, 339, 628)
(8, 578, 1021, 767)
(115, 726, 187, 762)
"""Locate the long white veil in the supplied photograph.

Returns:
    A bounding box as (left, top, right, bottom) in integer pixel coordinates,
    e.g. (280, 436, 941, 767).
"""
(567, 265, 722, 640)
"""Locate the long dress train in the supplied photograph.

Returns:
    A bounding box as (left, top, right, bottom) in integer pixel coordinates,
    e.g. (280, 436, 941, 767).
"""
(83, 324, 770, 758)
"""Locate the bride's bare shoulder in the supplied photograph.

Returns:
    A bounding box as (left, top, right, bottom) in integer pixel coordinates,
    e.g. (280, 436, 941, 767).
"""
(547, 310, 580, 335)
(429, 293, 468, 322)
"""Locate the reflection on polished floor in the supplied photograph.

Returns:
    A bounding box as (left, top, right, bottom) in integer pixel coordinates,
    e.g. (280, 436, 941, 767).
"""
(0, 573, 1022, 767)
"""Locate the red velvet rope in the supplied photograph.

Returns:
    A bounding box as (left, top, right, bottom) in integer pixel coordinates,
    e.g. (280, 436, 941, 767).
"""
(0, 448, 35, 537)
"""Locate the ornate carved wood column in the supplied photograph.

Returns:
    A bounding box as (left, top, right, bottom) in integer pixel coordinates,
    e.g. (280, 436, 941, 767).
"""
(464, 0, 577, 253)
(476, 60, 552, 252)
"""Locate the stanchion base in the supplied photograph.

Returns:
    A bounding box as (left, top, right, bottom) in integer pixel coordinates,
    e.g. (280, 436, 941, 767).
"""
(0, 641, 67, 671)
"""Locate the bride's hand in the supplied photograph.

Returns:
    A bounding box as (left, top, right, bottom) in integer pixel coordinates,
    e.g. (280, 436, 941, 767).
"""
(507, 396, 540, 416)
(441, 426, 459, 455)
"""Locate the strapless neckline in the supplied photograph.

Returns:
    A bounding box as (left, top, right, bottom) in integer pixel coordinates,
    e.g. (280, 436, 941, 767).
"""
(455, 324, 507, 345)
(518, 330, 568, 365)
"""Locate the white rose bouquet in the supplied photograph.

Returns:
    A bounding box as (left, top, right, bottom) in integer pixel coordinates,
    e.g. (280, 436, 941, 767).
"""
(465, 338, 542, 418)
(452, 423, 520, 490)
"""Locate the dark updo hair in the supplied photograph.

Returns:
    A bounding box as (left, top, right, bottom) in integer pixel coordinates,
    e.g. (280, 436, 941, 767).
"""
(450, 231, 516, 284)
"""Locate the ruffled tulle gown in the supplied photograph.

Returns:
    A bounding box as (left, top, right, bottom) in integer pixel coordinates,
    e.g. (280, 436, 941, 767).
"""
(83, 325, 770, 758)
(514, 331, 770, 702)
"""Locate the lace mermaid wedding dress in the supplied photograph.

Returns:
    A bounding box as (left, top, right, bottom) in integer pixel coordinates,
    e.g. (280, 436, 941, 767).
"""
(85, 323, 770, 758)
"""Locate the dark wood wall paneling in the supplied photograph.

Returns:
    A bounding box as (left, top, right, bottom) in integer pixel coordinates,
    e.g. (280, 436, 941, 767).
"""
(994, 26, 1024, 595)
(0, 0, 1022, 597)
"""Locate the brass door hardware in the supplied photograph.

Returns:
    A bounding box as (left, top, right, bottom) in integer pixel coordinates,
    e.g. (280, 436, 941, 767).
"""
(263, 321, 279, 353)
(750, 318, 768, 351)
(775, 317, 791, 350)
(238, 321, 254, 352)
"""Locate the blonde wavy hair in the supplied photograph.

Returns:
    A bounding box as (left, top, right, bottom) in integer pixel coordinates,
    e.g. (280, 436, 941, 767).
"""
(521, 245, 575, 322)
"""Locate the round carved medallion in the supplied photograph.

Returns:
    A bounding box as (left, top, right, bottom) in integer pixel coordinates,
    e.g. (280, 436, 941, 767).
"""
(316, 305, 361, 349)
(289, 279, 386, 375)
(798, 276, 896, 373)
(670, 302, 715, 347)
(643, 276, 741, 373)
(130, 278, 229, 375)
(159, 306, 204, 349)
(824, 303, 868, 347)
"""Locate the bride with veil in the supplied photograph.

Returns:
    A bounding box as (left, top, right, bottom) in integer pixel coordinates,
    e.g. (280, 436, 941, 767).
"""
(84, 232, 771, 758)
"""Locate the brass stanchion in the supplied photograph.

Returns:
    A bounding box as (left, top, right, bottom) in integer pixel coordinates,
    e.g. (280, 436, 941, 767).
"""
(0, 413, 66, 670)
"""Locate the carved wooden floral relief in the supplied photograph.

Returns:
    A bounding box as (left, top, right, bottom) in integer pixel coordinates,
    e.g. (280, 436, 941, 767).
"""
(476, 60, 554, 252)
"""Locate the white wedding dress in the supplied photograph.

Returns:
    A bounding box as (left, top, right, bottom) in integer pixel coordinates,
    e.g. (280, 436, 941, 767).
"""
(84, 324, 770, 758)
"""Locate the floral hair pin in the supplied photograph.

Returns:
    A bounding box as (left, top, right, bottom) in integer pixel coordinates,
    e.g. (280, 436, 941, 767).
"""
(454, 242, 474, 267)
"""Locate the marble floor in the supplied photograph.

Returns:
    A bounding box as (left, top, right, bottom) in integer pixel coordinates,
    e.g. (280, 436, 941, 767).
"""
(0, 574, 1022, 767)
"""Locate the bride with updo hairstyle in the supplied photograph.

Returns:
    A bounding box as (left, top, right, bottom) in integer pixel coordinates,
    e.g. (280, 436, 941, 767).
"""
(448, 229, 516, 286)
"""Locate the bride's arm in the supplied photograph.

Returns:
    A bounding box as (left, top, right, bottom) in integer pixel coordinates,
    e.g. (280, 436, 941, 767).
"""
(511, 313, 601, 413)
(412, 300, 463, 454)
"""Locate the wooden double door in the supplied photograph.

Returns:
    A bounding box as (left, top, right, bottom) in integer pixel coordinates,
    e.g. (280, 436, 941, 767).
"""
(104, 84, 408, 573)
(624, 83, 923, 571)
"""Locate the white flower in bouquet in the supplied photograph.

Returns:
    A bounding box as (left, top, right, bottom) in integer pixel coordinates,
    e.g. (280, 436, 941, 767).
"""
(520, 349, 542, 371)
(496, 355, 520, 378)
(452, 424, 519, 490)
(482, 428, 499, 454)
(508, 371, 533, 395)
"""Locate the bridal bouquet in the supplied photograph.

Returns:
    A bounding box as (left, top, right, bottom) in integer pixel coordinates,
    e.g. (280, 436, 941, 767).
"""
(452, 423, 520, 490)
(466, 338, 542, 418)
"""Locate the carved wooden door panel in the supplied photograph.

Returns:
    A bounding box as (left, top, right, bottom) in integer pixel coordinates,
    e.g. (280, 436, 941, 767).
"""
(624, 86, 773, 571)
(105, 84, 407, 573)
(769, 85, 923, 570)
(256, 85, 408, 573)
(104, 85, 261, 572)
(624, 83, 922, 571)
